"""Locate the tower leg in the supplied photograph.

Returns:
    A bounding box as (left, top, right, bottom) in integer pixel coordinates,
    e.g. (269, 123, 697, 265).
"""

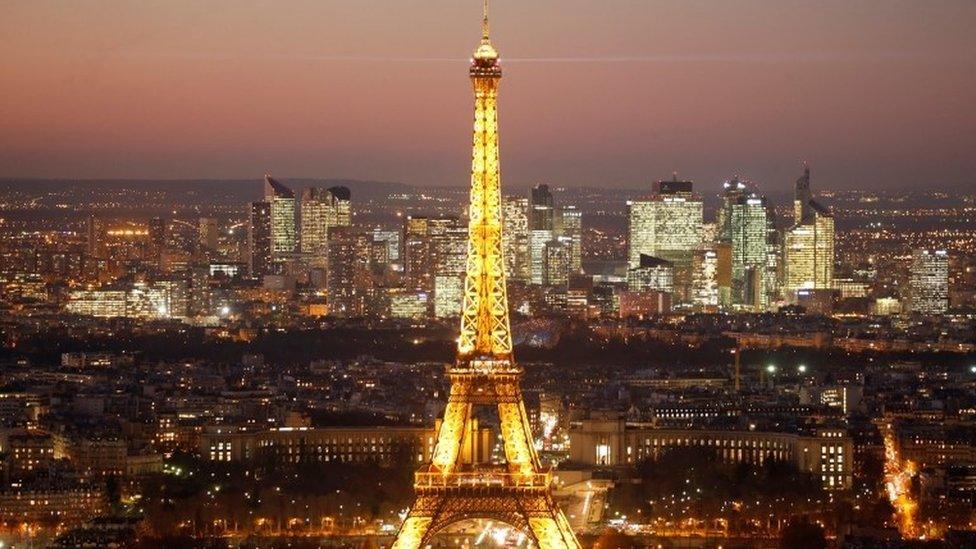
(391, 495, 443, 549)
(391, 515, 433, 549)
(497, 401, 537, 476)
(528, 516, 580, 549)
(430, 401, 471, 471)
(524, 494, 582, 549)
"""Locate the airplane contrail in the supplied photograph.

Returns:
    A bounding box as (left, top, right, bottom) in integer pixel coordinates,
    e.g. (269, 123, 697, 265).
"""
(83, 50, 924, 64)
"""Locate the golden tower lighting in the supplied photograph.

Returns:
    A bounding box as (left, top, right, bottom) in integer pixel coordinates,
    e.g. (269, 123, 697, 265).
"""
(392, 2, 580, 548)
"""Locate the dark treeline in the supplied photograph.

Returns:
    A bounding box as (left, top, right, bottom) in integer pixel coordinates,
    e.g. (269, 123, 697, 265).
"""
(4, 322, 971, 374)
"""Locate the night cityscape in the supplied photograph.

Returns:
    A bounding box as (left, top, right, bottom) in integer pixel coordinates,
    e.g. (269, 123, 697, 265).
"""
(1, 1, 975, 548)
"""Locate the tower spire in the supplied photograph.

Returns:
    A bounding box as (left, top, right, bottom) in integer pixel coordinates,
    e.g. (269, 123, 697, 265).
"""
(482, 0, 490, 41)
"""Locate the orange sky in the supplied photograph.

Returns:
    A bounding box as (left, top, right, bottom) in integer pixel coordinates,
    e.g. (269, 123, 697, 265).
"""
(1, 0, 974, 190)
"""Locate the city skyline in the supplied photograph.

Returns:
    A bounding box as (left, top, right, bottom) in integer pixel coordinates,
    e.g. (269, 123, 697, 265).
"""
(2, 1, 975, 191)
(1, 2, 976, 547)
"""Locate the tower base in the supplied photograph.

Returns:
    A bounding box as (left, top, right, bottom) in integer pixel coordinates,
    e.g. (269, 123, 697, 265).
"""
(392, 487, 579, 549)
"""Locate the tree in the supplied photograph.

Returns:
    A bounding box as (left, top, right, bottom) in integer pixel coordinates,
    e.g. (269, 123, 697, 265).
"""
(593, 528, 638, 549)
(779, 519, 827, 549)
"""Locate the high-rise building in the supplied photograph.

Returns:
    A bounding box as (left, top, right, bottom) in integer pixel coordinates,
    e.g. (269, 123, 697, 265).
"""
(326, 227, 371, 317)
(86, 215, 107, 259)
(528, 185, 555, 284)
(521, 186, 582, 284)
(692, 247, 720, 310)
(302, 186, 353, 267)
(542, 237, 572, 287)
(765, 229, 782, 307)
(627, 254, 674, 293)
(627, 176, 703, 303)
(372, 228, 401, 264)
(501, 196, 529, 282)
(247, 201, 272, 277)
(794, 165, 813, 224)
(729, 193, 771, 310)
(528, 228, 553, 284)
(147, 217, 167, 264)
(198, 217, 218, 256)
(717, 177, 748, 242)
(433, 226, 469, 318)
(783, 166, 834, 300)
(154, 279, 190, 319)
(264, 175, 297, 262)
(403, 216, 430, 290)
(403, 216, 460, 292)
(558, 205, 582, 275)
(187, 264, 211, 317)
(327, 186, 352, 227)
(530, 184, 554, 230)
(907, 249, 949, 315)
(300, 187, 331, 259)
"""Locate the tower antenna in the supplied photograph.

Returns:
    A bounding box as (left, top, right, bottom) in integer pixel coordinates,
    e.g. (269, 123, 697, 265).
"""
(482, 0, 490, 41)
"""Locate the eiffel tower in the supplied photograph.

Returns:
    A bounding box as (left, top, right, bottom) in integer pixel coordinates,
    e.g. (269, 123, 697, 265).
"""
(391, 3, 580, 548)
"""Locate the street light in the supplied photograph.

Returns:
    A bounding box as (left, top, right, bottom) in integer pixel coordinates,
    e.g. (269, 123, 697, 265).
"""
(798, 364, 808, 374)
(969, 365, 976, 374)
(761, 364, 777, 388)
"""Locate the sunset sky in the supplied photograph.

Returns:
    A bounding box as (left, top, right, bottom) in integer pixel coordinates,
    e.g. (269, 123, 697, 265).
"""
(1, 0, 974, 190)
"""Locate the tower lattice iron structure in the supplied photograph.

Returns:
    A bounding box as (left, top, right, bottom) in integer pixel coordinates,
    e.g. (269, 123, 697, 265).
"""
(391, 3, 580, 548)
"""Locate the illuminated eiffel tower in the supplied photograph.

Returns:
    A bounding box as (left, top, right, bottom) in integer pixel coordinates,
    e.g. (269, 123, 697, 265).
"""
(391, 3, 580, 548)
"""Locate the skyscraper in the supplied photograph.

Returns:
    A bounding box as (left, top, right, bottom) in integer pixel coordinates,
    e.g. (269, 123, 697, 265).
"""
(147, 216, 167, 265)
(501, 196, 529, 282)
(627, 176, 703, 302)
(326, 227, 371, 317)
(783, 166, 834, 300)
(529, 228, 553, 284)
(403, 215, 460, 292)
(327, 186, 352, 227)
(729, 193, 771, 310)
(907, 249, 949, 315)
(542, 237, 572, 287)
(528, 184, 555, 284)
(530, 184, 554, 230)
(692, 247, 720, 310)
(716, 177, 748, 243)
(264, 175, 297, 262)
(198, 217, 218, 256)
(302, 186, 353, 267)
(300, 187, 331, 260)
(247, 201, 272, 277)
(433, 226, 469, 318)
(558, 205, 582, 275)
(372, 228, 401, 264)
